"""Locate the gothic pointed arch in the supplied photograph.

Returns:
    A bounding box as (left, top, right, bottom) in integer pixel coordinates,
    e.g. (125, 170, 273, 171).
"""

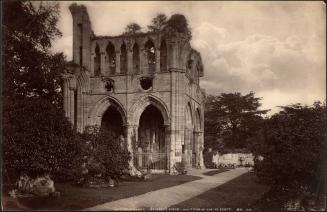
(128, 95, 169, 126)
(89, 96, 127, 127)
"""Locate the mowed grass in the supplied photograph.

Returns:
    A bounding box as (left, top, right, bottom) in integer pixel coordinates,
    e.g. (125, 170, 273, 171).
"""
(170, 171, 269, 210)
(3, 174, 201, 210)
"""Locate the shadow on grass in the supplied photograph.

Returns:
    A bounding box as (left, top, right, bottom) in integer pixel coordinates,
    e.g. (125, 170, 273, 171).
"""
(3, 174, 202, 210)
(202, 169, 230, 176)
(169, 172, 269, 210)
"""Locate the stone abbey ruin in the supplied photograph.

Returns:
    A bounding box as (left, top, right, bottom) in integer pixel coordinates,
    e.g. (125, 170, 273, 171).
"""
(63, 4, 205, 173)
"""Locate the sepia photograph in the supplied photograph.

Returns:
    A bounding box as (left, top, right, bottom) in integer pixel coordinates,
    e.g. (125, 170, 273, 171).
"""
(2, 1, 326, 211)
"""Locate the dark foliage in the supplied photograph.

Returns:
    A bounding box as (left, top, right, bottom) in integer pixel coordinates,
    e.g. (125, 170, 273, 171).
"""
(166, 14, 192, 37)
(3, 98, 81, 182)
(78, 127, 131, 181)
(123, 23, 142, 35)
(147, 14, 167, 32)
(204, 92, 268, 152)
(3, 1, 65, 107)
(252, 102, 325, 195)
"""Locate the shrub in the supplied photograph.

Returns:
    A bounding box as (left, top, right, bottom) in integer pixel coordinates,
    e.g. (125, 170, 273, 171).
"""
(78, 126, 131, 181)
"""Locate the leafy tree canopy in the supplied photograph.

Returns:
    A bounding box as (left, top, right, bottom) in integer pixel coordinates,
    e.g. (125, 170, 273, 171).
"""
(123, 23, 142, 35)
(204, 92, 269, 151)
(3, 0, 65, 107)
(166, 14, 192, 37)
(147, 13, 167, 32)
(252, 102, 325, 195)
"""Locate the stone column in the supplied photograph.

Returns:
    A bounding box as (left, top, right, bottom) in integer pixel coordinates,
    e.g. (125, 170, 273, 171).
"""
(164, 125, 171, 172)
(127, 51, 133, 74)
(155, 49, 160, 73)
(115, 51, 121, 74)
(139, 48, 146, 74)
(90, 54, 95, 76)
(62, 78, 69, 118)
(193, 131, 204, 168)
(100, 52, 106, 76)
(125, 124, 141, 176)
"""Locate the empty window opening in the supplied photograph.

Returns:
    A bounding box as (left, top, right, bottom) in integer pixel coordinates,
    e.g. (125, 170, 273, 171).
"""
(106, 42, 116, 75)
(133, 43, 140, 74)
(145, 40, 156, 73)
(140, 77, 153, 90)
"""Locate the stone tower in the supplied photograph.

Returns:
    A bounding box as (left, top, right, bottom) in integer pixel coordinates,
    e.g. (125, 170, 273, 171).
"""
(63, 3, 205, 173)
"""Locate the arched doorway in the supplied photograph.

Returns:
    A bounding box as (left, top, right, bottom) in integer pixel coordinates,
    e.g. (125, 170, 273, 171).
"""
(101, 105, 124, 138)
(134, 104, 166, 170)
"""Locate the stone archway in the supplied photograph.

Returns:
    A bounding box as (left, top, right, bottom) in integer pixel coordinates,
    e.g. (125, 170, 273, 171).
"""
(128, 95, 170, 171)
(88, 96, 127, 128)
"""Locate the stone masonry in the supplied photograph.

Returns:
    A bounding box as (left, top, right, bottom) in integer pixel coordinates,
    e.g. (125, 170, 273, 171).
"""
(62, 3, 205, 173)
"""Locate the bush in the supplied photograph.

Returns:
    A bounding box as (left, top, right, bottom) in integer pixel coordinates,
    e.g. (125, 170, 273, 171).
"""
(3, 97, 82, 183)
(252, 103, 325, 194)
(77, 126, 131, 182)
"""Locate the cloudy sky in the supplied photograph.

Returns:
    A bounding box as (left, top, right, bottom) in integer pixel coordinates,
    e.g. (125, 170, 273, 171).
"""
(52, 1, 326, 114)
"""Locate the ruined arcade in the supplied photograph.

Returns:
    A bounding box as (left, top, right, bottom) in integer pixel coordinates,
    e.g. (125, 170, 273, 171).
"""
(62, 4, 205, 173)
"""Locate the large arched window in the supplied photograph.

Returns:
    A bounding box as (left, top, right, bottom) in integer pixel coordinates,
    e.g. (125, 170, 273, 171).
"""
(160, 39, 167, 72)
(133, 43, 140, 74)
(106, 42, 116, 75)
(145, 39, 156, 73)
(120, 42, 127, 74)
(94, 43, 101, 76)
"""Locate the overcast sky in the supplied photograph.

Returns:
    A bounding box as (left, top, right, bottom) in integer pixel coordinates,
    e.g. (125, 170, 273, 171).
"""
(52, 1, 326, 114)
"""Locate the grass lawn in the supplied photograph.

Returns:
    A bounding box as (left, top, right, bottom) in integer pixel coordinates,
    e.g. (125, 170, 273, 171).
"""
(202, 169, 229, 176)
(170, 171, 269, 210)
(3, 174, 201, 210)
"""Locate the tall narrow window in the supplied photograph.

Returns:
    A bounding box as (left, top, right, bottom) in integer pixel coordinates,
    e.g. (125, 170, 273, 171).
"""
(145, 39, 156, 73)
(106, 42, 116, 75)
(133, 43, 139, 74)
(94, 44, 101, 76)
(120, 42, 127, 74)
(160, 39, 167, 72)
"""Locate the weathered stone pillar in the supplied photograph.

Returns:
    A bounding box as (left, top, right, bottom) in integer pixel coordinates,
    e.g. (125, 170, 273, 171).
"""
(115, 51, 121, 74)
(62, 78, 69, 118)
(140, 48, 146, 74)
(155, 49, 160, 73)
(127, 51, 133, 74)
(194, 131, 204, 168)
(125, 124, 141, 176)
(164, 125, 171, 172)
(100, 52, 106, 76)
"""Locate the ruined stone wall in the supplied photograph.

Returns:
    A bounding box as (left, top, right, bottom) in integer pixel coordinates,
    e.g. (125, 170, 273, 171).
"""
(63, 3, 205, 171)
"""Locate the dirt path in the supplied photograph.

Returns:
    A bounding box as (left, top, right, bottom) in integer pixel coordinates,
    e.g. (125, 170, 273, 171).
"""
(85, 168, 250, 211)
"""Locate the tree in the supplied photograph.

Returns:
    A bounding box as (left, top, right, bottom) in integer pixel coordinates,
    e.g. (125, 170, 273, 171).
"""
(204, 92, 269, 151)
(165, 14, 192, 37)
(3, 98, 81, 182)
(123, 23, 142, 35)
(3, 1, 65, 107)
(147, 13, 167, 32)
(252, 102, 325, 195)
(2, 1, 77, 183)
